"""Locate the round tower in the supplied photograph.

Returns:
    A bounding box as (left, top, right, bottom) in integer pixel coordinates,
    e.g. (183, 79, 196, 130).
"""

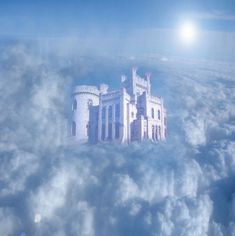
(72, 85, 100, 143)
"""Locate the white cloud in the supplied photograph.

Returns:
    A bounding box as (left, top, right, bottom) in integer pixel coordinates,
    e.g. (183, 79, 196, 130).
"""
(0, 43, 235, 235)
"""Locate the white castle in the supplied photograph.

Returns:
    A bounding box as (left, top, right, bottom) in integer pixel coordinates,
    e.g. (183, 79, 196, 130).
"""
(71, 67, 167, 144)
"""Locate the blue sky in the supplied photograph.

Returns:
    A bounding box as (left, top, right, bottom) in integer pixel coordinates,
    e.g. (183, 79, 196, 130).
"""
(0, 1, 235, 61)
(0, 0, 235, 37)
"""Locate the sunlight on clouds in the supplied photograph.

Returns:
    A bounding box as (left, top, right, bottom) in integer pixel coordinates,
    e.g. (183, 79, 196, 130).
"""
(0, 43, 234, 235)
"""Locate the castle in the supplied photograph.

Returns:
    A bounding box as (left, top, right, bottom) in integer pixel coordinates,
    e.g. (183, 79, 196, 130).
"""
(71, 67, 167, 144)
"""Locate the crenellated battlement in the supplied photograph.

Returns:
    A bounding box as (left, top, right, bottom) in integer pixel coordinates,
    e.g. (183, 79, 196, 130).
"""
(74, 85, 100, 96)
(135, 75, 148, 84)
(149, 95, 162, 104)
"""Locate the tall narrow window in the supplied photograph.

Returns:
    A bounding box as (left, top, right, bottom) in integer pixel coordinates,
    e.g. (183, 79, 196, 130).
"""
(158, 110, 161, 120)
(108, 106, 112, 121)
(164, 117, 167, 126)
(159, 126, 161, 138)
(73, 99, 77, 110)
(152, 125, 155, 139)
(102, 107, 106, 122)
(115, 104, 120, 120)
(72, 121, 76, 136)
(115, 123, 120, 139)
(101, 124, 105, 140)
(108, 123, 112, 140)
(155, 125, 158, 140)
(151, 108, 154, 119)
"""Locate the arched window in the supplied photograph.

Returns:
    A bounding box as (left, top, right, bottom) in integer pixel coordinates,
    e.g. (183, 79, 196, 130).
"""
(155, 125, 158, 140)
(73, 99, 77, 110)
(152, 125, 155, 139)
(151, 108, 154, 119)
(72, 121, 76, 136)
(158, 110, 161, 120)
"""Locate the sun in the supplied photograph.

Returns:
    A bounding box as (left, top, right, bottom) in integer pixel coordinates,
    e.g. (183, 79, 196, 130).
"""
(179, 22, 197, 44)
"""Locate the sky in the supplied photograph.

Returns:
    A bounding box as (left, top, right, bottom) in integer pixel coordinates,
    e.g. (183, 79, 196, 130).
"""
(0, 0, 235, 60)
(0, 0, 235, 36)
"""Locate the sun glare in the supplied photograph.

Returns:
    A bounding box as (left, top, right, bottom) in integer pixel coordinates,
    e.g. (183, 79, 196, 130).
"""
(179, 22, 197, 44)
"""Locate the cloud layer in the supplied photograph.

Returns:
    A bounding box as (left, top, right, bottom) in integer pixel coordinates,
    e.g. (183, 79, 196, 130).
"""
(0, 42, 235, 235)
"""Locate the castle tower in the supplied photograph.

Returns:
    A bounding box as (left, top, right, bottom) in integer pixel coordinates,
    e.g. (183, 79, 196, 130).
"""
(72, 85, 100, 143)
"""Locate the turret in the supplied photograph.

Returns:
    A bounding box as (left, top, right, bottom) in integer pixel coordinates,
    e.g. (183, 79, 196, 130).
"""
(72, 85, 100, 143)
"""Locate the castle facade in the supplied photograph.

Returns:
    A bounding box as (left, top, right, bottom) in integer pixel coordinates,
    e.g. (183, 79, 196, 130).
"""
(72, 67, 167, 144)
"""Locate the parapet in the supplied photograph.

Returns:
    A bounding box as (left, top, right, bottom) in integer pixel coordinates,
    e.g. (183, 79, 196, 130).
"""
(74, 85, 100, 96)
(99, 84, 109, 94)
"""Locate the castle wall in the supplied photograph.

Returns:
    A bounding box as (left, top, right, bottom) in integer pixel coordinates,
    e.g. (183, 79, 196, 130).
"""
(98, 90, 123, 143)
(72, 85, 100, 143)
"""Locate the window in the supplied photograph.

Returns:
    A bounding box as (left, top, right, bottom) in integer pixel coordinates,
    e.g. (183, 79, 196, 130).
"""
(151, 108, 154, 119)
(115, 123, 120, 139)
(108, 106, 112, 121)
(164, 117, 167, 126)
(152, 125, 155, 139)
(101, 124, 105, 140)
(158, 110, 161, 120)
(108, 123, 112, 140)
(73, 99, 77, 110)
(158, 126, 161, 138)
(102, 107, 106, 122)
(115, 104, 120, 119)
(72, 121, 76, 136)
(155, 126, 158, 140)
(87, 99, 93, 107)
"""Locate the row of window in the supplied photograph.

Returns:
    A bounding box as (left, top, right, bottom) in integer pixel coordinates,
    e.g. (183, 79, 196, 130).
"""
(101, 122, 120, 141)
(73, 99, 164, 125)
(151, 108, 161, 120)
(152, 125, 161, 140)
(102, 104, 120, 122)
(72, 99, 93, 111)
(72, 120, 120, 140)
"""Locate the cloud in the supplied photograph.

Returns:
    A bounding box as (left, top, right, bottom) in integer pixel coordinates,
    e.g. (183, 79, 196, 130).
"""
(0, 42, 235, 235)
(192, 10, 235, 22)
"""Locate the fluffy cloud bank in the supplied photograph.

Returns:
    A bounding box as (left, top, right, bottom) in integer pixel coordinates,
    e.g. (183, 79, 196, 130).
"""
(0, 42, 235, 235)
